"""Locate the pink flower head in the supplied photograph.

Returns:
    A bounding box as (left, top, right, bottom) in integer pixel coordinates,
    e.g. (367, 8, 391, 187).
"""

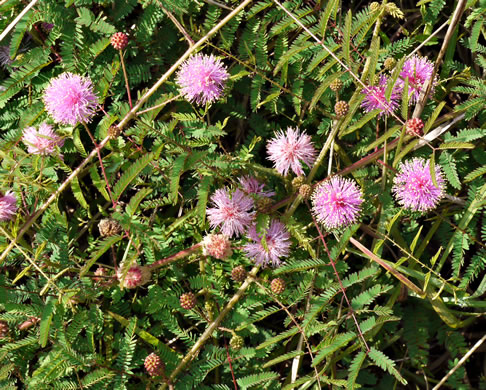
(177, 54, 229, 105)
(311, 176, 364, 231)
(398, 55, 436, 104)
(267, 127, 317, 176)
(202, 234, 233, 260)
(206, 188, 255, 237)
(239, 176, 275, 198)
(243, 219, 291, 267)
(116, 264, 151, 289)
(392, 158, 445, 212)
(43, 72, 98, 125)
(0, 191, 17, 222)
(22, 123, 64, 155)
(361, 76, 400, 117)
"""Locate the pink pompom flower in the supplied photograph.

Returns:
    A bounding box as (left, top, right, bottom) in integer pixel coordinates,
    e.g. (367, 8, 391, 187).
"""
(361, 76, 400, 117)
(206, 188, 255, 237)
(116, 264, 151, 289)
(43, 72, 98, 125)
(177, 54, 229, 105)
(392, 158, 445, 212)
(267, 127, 317, 176)
(0, 191, 17, 222)
(202, 234, 233, 260)
(311, 176, 364, 231)
(243, 219, 291, 267)
(397, 55, 437, 104)
(22, 123, 64, 155)
(239, 176, 275, 198)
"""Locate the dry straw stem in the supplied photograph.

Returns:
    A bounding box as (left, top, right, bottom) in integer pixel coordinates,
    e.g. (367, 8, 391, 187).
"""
(412, 0, 467, 118)
(159, 266, 260, 390)
(432, 334, 486, 390)
(0, 0, 39, 43)
(0, 0, 254, 265)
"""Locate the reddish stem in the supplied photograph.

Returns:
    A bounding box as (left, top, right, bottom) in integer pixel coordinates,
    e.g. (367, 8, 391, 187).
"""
(224, 338, 238, 390)
(147, 243, 202, 270)
(306, 201, 370, 352)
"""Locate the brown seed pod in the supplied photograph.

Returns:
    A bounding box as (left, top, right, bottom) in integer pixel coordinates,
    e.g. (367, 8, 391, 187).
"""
(330, 78, 343, 92)
(231, 266, 247, 282)
(334, 101, 349, 118)
(229, 335, 244, 350)
(299, 184, 312, 199)
(270, 278, 286, 295)
(98, 218, 122, 237)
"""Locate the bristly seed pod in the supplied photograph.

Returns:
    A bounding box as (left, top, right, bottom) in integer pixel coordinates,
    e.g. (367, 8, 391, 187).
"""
(111, 32, 129, 50)
(144, 352, 164, 377)
(384, 57, 397, 71)
(330, 78, 343, 92)
(0, 321, 8, 338)
(270, 278, 286, 295)
(256, 197, 273, 214)
(98, 218, 122, 237)
(229, 335, 244, 350)
(180, 292, 197, 310)
(334, 101, 349, 118)
(299, 184, 312, 199)
(291, 176, 305, 190)
(231, 266, 247, 282)
(108, 125, 121, 139)
(405, 118, 424, 136)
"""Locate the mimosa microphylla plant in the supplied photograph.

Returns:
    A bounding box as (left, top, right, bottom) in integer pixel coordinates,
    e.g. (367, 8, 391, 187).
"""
(22, 123, 63, 155)
(0, 191, 17, 222)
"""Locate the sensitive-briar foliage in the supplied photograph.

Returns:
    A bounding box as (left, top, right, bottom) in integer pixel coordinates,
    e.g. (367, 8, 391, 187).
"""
(392, 158, 446, 212)
(177, 54, 229, 105)
(43, 72, 98, 125)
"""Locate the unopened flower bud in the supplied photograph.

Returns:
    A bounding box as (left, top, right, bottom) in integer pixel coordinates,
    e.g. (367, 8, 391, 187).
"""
(270, 278, 286, 295)
(229, 335, 244, 350)
(180, 292, 197, 310)
(299, 184, 312, 199)
(111, 32, 129, 50)
(330, 78, 343, 92)
(144, 352, 164, 377)
(405, 118, 424, 136)
(117, 264, 151, 289)
(384, 57, 396, 71)
(334, 100, 349, 118)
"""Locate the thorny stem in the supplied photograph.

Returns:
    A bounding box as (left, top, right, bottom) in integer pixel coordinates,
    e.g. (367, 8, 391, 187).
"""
(306, 201, 370, 353)
(148, 243, 202, 271)
(0, 0, 39, 42)
(157, 0, 195, 46)
(119, 50, 133, 109)
(82, 122, 117, 208)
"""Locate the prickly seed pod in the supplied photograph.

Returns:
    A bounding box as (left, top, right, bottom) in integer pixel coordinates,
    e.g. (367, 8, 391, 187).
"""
(329, 78, 343, 92)
(98, 218, 122, 237)
(334, 101, 349, 118)
(299, 184, 312, 199)
(0, 321, 8, 338)
(405, 118, 424, 136)
(180, 292, 197, 310)
(231, 266, 247, 282)
(270, 278, 286, 295)
(292, 176, 305, 189)
(110, 32, 129, 50)
(384, 57, 397, 71)
(229, 335, 244, 350)
(256, 197, 273, 214)
(144, 352, 164, 377)
(108, 125, 121, 139)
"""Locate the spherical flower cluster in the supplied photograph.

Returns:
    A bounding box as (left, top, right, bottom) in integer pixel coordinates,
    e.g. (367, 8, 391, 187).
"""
(405, 118, 424, 136)
(144, 353, 164, 377)
(111, 32, 129, 50)
(311, 176, 364, 231)
(206, 188, 255, 237)
(22, 123, 64, 155)
(398, 55, 436, 104)
(0, 191, 17, 222)
(267, 127, 317, 176)
(361, 76, 400, 117)
(201, 233, 233, 260)
(116, 264, 151, 289)
(43, 72, 98, 125)
(177, 54, 229, 105)
(239, 176, 275, 197)
(392, 158, 446, 212)
(243, 219, 291, 267)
